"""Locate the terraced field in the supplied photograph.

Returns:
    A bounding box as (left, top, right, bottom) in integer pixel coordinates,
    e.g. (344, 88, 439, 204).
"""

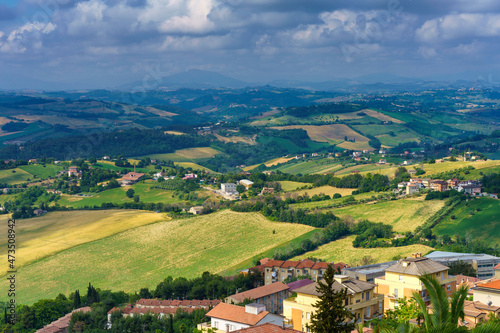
(331, 197, 445, 232)
(0, 210, 314, 305)
(292, 235, 433, 265)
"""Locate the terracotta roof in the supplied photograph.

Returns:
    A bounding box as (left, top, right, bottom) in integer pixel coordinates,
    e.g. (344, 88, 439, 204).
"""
(121, 172, 145, 181)
(228, 282, 289, 303)
(281, 261, 300, 268)
(234, 323, 301, 332)
(264, 260, 286, 268)
(312, 262, 330, 270)
(294, 278, 375, 297)
(494, 263, 500, 270)
(35, 307, 91, 333)
(135, 298, 220, 308)
(206, 303, 269, 325)
(259, 258, 271, 265)
(385, 257, 449, 276)
(476, 279, 500, 290)
(296, 259, 316, 269)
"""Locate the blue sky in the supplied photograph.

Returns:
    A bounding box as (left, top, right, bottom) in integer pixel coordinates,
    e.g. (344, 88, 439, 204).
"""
(1, 0, 500, 89)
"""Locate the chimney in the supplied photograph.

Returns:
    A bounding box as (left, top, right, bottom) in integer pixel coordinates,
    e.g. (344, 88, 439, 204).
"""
(282, 320, 285, 330)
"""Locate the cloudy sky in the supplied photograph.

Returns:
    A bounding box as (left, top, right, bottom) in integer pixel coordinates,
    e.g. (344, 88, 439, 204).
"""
(1, 0, 500, 88)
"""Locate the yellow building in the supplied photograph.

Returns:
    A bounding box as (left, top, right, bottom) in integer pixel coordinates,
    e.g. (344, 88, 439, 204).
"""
(283, 275, 383, 332)
(375, 253, 456, 311)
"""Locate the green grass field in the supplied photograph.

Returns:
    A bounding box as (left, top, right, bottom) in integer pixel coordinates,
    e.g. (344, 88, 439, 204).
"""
(174, 162, 217, 173)
(18, 164, 63, 179)
(0, 210, 314, 305)
(331, 197, 445, 232)
(433, 197, 500, 245)
(292, 235, 434, 266)
(279, 181, 312, 191)
(0, 168, 33, 184)
(0, 210, 167, 276)
(56, 183, 182, 208)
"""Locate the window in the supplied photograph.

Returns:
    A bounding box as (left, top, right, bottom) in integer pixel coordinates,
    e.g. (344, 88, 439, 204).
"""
(447, 284, 451, 291)
(366, 292, 370, 301)
(345, 298, 349, 306)
(267, 276, 269, 279)
(282, 269, 284, 272)
(422, 290, 426, 297)
(306, 312, 311, 320)
(399, 275, 403, 281)
(362, 292, 364, 300)
(214, 321, 218, 329)
(366, 307, 370, 317)
(442, 272, 445, 279)
(394, 288, 399, 298)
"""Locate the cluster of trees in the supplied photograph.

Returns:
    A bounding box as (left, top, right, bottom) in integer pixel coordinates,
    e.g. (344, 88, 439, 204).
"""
(351, 220, 394, 248)
(151, 271, 262, 301)
(285, 102, 362, 118)
(481, 173, 500, 193)
(232, 196, 338, 228)
(0, 128, 210, 160)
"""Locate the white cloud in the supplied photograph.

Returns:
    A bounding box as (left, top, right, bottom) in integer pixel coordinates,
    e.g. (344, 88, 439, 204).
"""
(416, 13, 500, 43)
(67, 0, 107, 35)
(0, 21, 56, 53)
(139, 0, 216, 34)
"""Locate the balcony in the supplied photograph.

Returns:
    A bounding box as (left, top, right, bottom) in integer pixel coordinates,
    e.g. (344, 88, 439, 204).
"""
(348, 294, 384, 311)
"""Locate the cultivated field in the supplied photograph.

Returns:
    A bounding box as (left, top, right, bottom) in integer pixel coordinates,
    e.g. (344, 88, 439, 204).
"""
(142, 147, 224, 162)
(270, 158, 344, 175)
(363, 109, 405, 124)
(279, 181, 312, 192)
(291, 185, 355, 198)
(270, 124, 370, 147)
(174, 162, 217, 173)
(344, 160, 500, 179)
(214, 133, 256, 145)
(0, 210, 167, 276)
(292, 235, 434, 265)
(433, 197, 500, 245)
(56, 183, 182, 208)
(331, 197, 445, 232)
(0, 210, 314, 305)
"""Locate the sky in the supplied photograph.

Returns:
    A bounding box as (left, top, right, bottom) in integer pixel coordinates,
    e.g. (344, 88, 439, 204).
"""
(1, 0, 500, 89)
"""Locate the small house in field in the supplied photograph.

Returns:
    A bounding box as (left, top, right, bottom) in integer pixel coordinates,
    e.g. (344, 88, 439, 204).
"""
(68, 166, 79, 177)
(239, 179, 254, 189)
(120, 172, 145, 186)
(189, 206, 204, 215)
(261, 187, 275, 195)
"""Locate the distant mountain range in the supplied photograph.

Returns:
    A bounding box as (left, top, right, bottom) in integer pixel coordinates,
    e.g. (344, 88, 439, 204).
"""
(2, 69, 500, 92)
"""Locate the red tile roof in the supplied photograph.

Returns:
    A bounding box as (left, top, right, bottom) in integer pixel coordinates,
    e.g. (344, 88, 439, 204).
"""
(35, 307, 91, 333)
(235, 323, 301, 332)
(227, 282, 289, 303)
(206, 303, 269, 325)
(477, 279, 500, 290)
(121, 172, 145, 181)
(494, 263, 500, 270)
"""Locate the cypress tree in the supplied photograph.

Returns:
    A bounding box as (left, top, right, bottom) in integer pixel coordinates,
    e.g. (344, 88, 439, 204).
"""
(74, 290, 81, 309)
(307, 265, 355, 333)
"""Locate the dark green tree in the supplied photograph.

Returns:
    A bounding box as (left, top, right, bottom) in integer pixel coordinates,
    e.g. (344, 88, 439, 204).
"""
(86, 283, 100, 306)
(447, 260, 477, 277)
(73, 289, 81, 309)
(126, 188, 135, 198)
(307, 265, 355, 333)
